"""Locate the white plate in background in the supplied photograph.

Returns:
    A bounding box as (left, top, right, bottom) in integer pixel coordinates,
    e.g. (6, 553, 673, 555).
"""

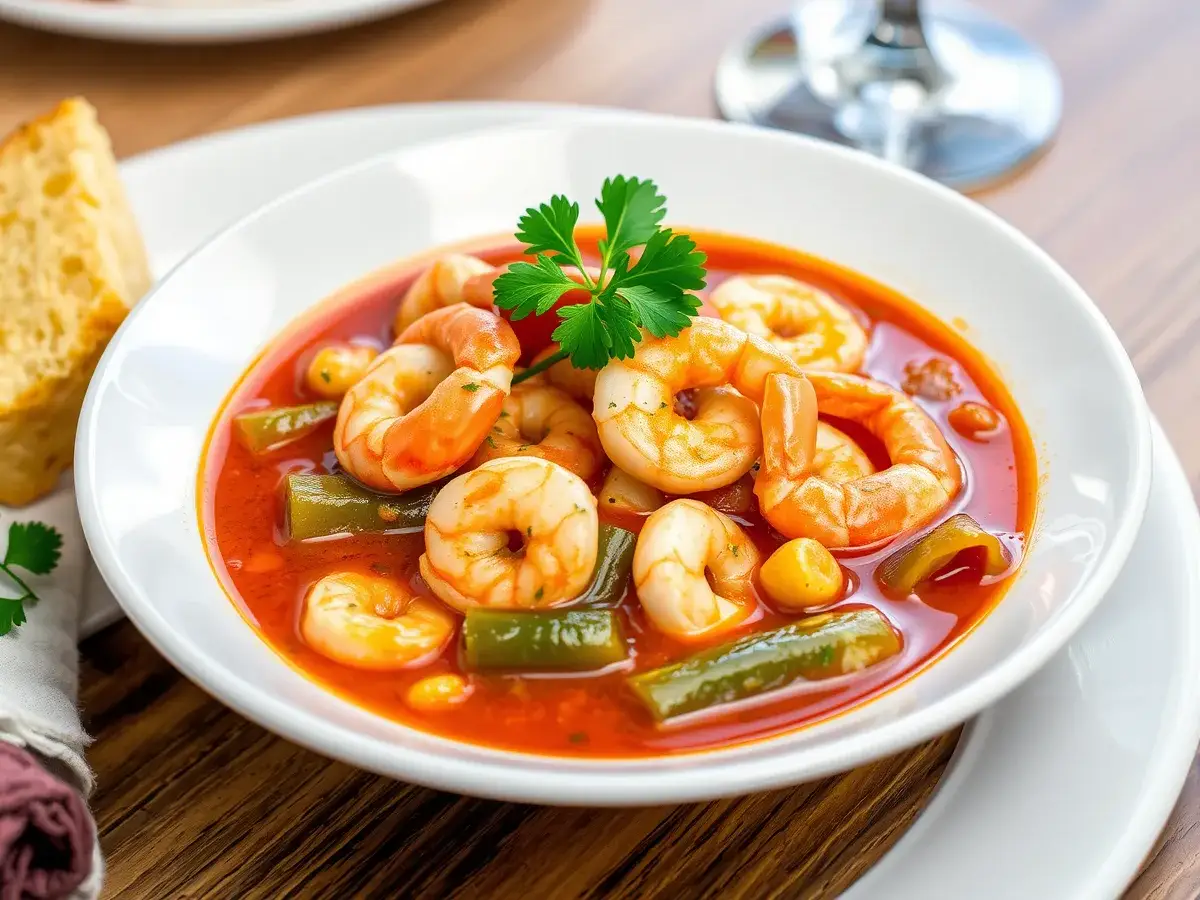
(0, 0, 445, 44)
(84, 103, 1199, 897)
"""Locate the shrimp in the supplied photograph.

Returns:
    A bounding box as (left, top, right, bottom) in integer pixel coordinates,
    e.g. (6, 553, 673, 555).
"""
(632, 499, 762, 641)
(393, 254, 496, 333)
(813, 421, 875, 483)
(420, 457, 599, 611)
(468, 383, 604, 481)
(709, 274, 868, 373)
(525, 343, 598, 403)
(592, 316, 802, 493)
(755, 372, 961, 548)
(334, 304, 520, 492)
(300, 572, 455, 671)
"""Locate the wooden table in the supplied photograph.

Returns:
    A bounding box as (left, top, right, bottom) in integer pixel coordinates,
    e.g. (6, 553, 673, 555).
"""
(3, 0, 1198, 896)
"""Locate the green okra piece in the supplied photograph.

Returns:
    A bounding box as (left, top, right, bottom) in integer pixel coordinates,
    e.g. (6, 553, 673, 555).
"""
(462, 609, 627, 672)
(628, 608, 901, 722)
(284, 473, 438, 541)
(234, 401, 338, 454)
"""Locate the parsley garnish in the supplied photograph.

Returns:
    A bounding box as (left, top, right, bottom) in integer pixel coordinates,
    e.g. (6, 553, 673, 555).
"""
(0, 522, 63, 637)
(494, 176, 706, 382)
(462, 383, 480, 393)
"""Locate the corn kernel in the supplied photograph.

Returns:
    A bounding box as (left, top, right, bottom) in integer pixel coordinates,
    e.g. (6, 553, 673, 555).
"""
(760, 538, 843, 611)
(406, 674, 472, 712)
(304, 345, 378, 398)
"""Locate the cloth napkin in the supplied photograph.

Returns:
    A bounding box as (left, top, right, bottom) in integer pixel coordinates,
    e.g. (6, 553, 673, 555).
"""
(0, 476, 102, 900)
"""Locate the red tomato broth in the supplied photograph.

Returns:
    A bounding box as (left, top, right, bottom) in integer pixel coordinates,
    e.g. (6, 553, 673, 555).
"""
(200, 228, 1036, 758)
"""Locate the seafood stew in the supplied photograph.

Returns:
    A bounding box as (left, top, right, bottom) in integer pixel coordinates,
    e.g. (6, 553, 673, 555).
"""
(201, 178, 1035, 758)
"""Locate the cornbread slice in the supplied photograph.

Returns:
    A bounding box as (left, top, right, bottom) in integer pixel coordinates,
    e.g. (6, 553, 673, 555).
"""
(0, 98, 151, 506)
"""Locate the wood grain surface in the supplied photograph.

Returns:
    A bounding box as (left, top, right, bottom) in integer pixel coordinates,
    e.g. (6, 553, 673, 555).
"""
(2, 0, 1198, 897)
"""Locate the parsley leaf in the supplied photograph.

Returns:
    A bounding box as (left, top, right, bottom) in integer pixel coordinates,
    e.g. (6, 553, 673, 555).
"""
(618, 227, 707, 295)
(494, 175, 708, 377)
(0, 521, 63, 638)
(4, 522, 62, 576)
(597, 291, 640, 361)
(0, 598, 27, 634)
(596, 176, 666, 263)
(551, 301, 613, 370)
(514, 195, 585, 269)
(617, 284, 702, 339)
(491, 255, 578, 321)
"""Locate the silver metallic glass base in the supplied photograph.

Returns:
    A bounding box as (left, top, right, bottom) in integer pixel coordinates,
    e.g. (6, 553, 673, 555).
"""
(715, 1, 1062, 191)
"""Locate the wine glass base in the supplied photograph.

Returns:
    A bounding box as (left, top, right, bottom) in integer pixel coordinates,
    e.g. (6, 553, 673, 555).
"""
(714, 1, 1062, 191)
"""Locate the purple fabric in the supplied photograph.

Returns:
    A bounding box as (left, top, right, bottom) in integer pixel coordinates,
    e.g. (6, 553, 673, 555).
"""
(0, 743, 93, 900)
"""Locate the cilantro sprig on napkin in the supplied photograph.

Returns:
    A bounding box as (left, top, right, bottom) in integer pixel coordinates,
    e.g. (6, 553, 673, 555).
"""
(494, 176, 707, 381)
(0, 522, 63, 636)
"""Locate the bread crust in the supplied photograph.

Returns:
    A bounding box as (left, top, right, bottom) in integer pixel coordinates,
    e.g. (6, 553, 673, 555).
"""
(0, 98, 151, 506)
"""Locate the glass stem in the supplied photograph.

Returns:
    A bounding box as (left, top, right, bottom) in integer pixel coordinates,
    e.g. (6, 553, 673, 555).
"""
(873, 0, 929, 50)
(855, 0, 944, 93)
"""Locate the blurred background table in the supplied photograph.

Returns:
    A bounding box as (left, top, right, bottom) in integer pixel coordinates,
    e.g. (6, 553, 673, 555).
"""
(2, 0, 1198, 897)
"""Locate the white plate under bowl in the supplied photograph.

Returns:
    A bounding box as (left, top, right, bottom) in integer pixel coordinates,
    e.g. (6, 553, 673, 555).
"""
(0, 0, 445, 44)
(848, 417, 1200, 900)
(78, 112, 1149, 805)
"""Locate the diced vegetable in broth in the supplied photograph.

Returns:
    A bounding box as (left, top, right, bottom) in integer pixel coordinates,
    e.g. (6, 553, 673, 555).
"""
(462, 609, 627, 672)
(628, 609, 901, 722)
(575, 524, 637, 608)
(876, 513, 1011, 595)
(233, 401, 337, 454)
(284, 473, 438, 541)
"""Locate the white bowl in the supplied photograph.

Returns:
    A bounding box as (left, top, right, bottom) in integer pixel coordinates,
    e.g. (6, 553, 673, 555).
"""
(77, 115, 1151, 805)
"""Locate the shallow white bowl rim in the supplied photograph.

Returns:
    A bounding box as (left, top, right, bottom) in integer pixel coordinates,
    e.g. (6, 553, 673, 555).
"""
(77, 112, 1152, 804)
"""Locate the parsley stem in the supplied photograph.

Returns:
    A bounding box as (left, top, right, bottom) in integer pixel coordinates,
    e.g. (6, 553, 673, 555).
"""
(513, 348, 571, 385)
(595, 249, 611, 297)
(572, 256, 596, 291)
(0, 562, 34, 603)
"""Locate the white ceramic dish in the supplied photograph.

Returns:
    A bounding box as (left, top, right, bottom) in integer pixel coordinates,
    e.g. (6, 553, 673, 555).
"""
(81, 104, 1198, 896)
(78, 112, 1151, 805)
(0, 0, 444, 44)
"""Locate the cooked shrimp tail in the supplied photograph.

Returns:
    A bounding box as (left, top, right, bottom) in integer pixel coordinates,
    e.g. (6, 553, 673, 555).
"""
(420, 457, 599, 610)
(334, 304, 520, 492)
(301, 572, 455, 671)
(393, 254, 496, 333)
(593, 317, 801, 494)
(632, 499, 761, 641)
(755, 372, 961, 548)
(710, 274, 868, 372)
(468, 383, 604, 481)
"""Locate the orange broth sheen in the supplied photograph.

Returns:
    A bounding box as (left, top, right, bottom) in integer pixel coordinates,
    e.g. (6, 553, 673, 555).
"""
(201, 228, 1036, 758)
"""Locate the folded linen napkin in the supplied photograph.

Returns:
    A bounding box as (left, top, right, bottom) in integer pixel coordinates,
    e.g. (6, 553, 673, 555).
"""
(0, 476, 101, 900)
